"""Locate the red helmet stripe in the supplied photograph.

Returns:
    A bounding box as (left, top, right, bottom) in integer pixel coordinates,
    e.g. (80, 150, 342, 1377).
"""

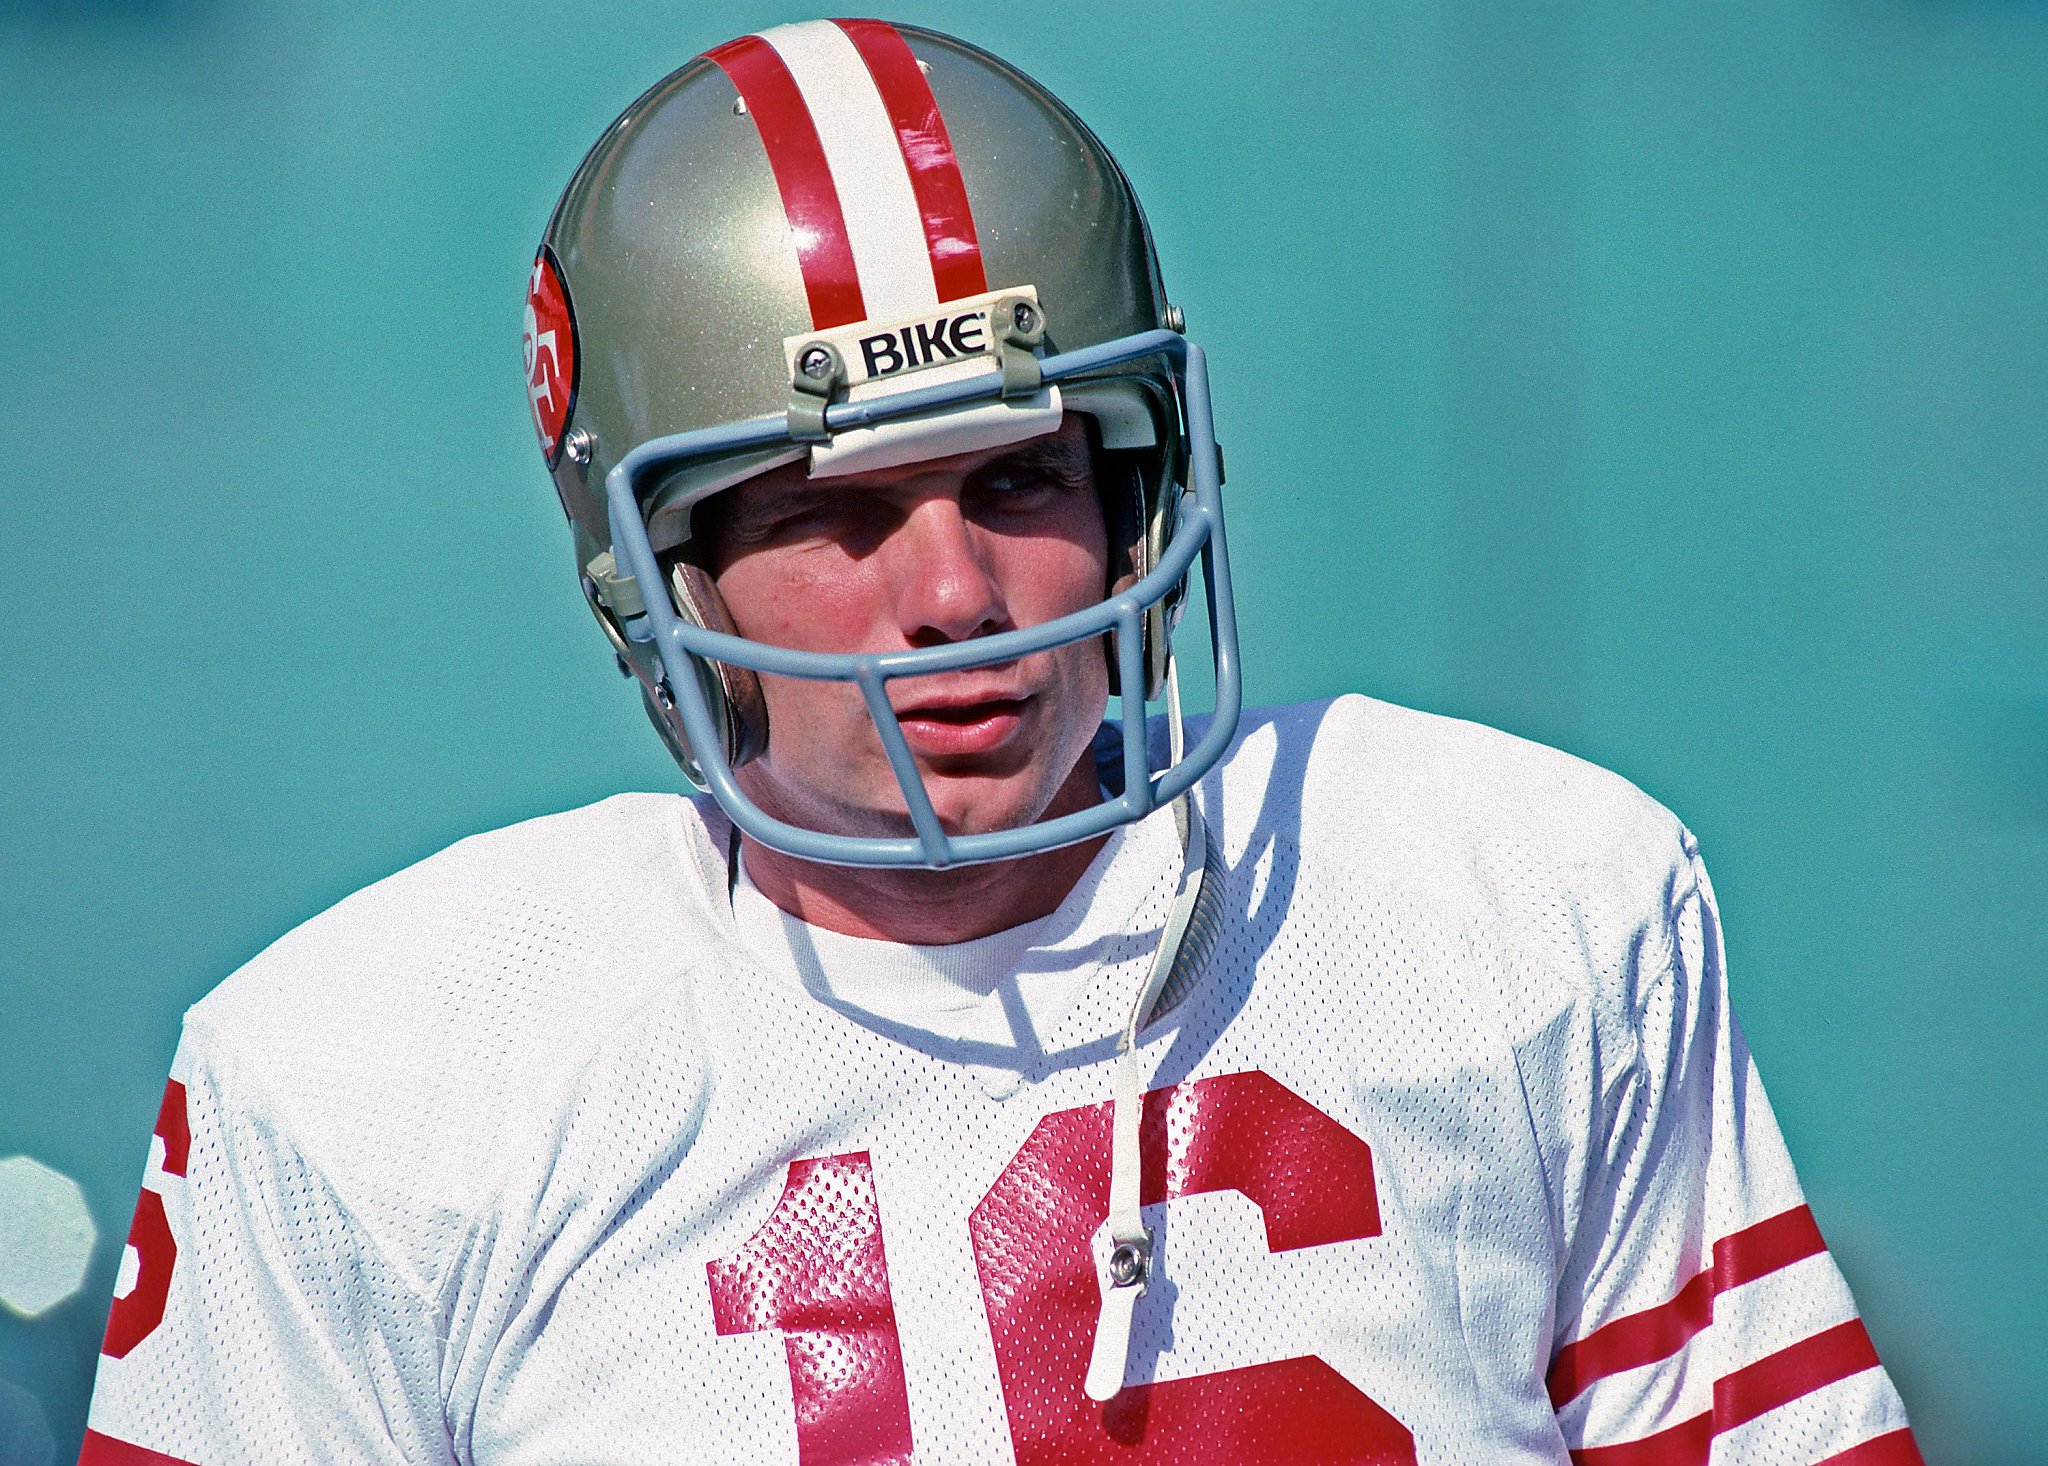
(707, 36, 868, 329)
(832, 19, 988, 302)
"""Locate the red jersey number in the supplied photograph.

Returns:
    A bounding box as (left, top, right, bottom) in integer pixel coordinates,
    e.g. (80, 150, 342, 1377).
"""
(718, 1073, 1413, 1463)
(102, 1079, 190, 1359)
(706, 1152, 916, 1466)
(971, 1070, 1415, 1463)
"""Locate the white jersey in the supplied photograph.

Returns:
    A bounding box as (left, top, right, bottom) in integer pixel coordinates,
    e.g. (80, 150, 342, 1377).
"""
(82, 697, 1917, 1466)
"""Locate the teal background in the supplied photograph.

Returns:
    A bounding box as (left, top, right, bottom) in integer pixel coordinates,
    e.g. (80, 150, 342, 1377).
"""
(2, 0, 2042, 1460)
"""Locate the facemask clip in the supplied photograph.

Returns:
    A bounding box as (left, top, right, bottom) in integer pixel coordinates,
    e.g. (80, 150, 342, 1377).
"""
(992, 294, 1046, 399)
(788, 340, 848, 442)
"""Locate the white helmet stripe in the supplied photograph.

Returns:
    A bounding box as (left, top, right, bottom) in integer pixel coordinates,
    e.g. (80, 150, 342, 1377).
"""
(758, 21, 940, 321)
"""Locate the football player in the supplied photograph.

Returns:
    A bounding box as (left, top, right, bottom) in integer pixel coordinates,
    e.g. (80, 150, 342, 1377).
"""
(82, 20, 1918, 1465)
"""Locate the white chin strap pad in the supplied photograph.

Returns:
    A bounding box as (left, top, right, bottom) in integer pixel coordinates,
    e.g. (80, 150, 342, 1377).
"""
(807, 387, 1062, 478)
(1085, 1279, 1144, 1402)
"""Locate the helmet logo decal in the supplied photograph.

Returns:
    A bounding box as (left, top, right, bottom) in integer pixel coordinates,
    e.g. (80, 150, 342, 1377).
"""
(785, 285, 1037, 390)
(855, 308, 985, 379)
(524, 247, 578, 467)
(832, 19, 988, 302)
(712, 21, 989, 329)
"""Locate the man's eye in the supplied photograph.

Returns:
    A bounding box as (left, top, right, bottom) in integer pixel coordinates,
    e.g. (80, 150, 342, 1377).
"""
(769, 506, 831, 534)
(742, 500, 846, 540)
(976, 467, 1071, 503)
(741, 496, 900, 554)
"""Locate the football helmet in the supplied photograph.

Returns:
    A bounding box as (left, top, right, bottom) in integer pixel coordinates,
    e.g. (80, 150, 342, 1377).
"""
(526, 18, 1239, 868)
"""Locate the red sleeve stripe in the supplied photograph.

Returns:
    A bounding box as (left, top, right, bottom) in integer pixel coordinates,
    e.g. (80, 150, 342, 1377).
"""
(1718, 1319, 1880, 1432)
(705, 36, 868, 329)
(79, 1430, 201, 1466)
(1816, 1429, 1926, 1466)
(1550, 1204, 1827, 1405)
(155, 1078, 190, 1177)
(831, 19, 988, 302)
(1568, 1319, 1888, 1466)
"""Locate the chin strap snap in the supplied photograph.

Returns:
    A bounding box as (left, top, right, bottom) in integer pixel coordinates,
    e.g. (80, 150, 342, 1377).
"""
(1084, 663, 1210, 1403)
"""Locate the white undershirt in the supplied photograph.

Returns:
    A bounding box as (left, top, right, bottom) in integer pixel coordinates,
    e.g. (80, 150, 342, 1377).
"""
(729, 811, 1177, 1098)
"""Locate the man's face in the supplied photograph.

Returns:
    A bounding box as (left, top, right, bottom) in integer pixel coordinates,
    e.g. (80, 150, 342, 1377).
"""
(699, 417, 1112, 843)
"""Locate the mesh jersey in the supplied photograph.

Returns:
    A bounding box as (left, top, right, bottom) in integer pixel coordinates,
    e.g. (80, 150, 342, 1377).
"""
(82, 696, 1917, 1466)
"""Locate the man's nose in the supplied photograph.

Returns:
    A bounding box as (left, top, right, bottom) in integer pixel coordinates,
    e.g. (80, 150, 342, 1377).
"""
(893, 494, 1008, 645)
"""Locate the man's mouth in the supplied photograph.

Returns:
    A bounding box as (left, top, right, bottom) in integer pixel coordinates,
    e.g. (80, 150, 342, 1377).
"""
(900, 697, 1026, 725)
(892, 695, 1031, 755)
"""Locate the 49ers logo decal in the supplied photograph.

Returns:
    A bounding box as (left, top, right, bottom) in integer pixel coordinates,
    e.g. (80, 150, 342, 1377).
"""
(524, 246, 578, 466)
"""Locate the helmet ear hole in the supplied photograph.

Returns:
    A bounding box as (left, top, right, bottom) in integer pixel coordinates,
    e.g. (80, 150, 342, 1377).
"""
(666, 559, 772, 767)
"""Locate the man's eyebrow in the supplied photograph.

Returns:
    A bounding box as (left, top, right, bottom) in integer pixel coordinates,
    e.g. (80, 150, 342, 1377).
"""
(981, 434, 1092, 475)
(727, 478, 823, 517)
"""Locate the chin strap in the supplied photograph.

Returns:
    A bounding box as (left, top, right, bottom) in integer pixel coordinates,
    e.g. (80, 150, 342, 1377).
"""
(1083, 662, 1212, 1403)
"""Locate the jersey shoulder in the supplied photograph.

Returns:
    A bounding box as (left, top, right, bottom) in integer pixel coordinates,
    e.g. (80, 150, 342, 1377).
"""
(179, 792, 731, 1272)
(1221, 694, 1692, 880)
(1216, 695, 1704, 1038)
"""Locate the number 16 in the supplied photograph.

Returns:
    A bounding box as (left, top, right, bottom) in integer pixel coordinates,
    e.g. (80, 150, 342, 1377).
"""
(707, 1070, 1414, 1464)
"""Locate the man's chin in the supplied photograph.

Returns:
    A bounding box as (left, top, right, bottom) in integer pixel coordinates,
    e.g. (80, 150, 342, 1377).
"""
(921, 758, 1101, 835)
(868, 788, 1070, 842)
